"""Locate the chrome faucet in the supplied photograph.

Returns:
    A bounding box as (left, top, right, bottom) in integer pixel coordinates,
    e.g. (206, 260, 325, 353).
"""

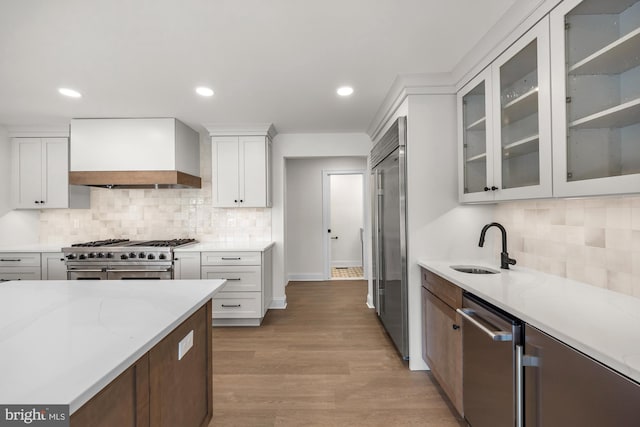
(479, 222, 516, 269)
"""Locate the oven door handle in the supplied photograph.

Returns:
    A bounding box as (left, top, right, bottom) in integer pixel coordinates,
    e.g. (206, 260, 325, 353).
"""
(105, 269, 172, 273)
(68, 268, 106, 272)
(456, 308, 513, 341)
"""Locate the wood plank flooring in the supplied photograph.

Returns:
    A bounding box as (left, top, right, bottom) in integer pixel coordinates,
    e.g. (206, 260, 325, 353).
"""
(211, 280, 466, 427)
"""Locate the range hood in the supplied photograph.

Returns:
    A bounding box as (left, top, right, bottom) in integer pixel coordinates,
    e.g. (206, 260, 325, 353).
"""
(69, 118, 201, 189)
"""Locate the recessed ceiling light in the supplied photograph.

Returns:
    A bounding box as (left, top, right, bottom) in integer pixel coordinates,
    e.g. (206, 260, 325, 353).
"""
(337, 86, 354, 97)
(196, 87, 214, 97)
(58, 88, 82, 98)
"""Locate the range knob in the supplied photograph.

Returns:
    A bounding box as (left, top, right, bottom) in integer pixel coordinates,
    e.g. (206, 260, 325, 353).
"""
(159, 253, 167, 260)
(120, 254, 128, 260)
(97, 253, 105, 258)
(79, 254, 87, 260)
(88, 253, 96, 258)
(129, 252, 136, 259)
(66, 254, 76, 260)
(106, 253, 114, 258)
(147, 253, 155, 260)
(138, 252, 146, 259)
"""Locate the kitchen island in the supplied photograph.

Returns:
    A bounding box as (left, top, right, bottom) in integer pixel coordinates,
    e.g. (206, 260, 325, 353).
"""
(0, 279, 226, 426)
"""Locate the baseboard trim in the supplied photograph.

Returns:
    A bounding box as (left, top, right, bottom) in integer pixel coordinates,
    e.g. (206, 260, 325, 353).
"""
(212, 317, 262, 327)
(287, 273, 326, 281)
(269, 296, 287, 309)
(366, 293, 374, 309)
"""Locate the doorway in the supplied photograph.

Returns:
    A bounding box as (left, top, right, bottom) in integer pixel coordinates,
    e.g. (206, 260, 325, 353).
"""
(322, 170, 365, 280)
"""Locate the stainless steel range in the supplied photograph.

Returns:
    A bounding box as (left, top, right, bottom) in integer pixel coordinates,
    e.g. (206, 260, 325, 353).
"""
(62, 239, 196, 280)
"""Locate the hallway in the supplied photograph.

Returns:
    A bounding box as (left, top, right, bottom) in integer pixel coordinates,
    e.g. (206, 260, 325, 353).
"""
(211, 280, 465, 426)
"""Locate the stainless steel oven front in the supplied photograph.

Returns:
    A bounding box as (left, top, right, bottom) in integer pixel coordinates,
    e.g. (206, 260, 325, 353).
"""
(67, 265, 173, 280)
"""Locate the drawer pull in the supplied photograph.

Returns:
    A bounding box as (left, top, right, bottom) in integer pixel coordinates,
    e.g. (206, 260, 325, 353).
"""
(221, 304, 241, 308)
(223, 278, 242, 281)
(221, 257, 241, 260)
(0, 259, 21, 262)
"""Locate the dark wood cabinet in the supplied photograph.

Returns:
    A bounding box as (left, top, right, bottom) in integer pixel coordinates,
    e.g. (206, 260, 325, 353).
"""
(421, 268, 463, 415)
(71, 301, 212, 427)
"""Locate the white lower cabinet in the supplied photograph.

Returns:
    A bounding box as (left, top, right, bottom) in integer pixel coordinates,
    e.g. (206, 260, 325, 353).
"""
(41, 252, 66, 280)
(202, 247, 273, 326)
(0, 253, 42, 281)
(173, 252, 201, 279)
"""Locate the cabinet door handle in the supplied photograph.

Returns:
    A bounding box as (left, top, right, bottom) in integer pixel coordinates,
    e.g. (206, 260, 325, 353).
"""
(234, 199, 238, 203)
(0, 259, 21, 262)
(483, 187, 490, 192)
(34, 201, 40, 204)
(221, 257, 241, 260)
(452, 324, 460, 330)
(223, 278, 242, 281)
(491, 186, 498, 191)
(240, 199, 244, 203)
(221, 304, 241, 308)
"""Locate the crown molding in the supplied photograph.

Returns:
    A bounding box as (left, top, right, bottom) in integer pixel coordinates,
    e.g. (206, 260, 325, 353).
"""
(367, 73, 455, 141)
(451, 0, 560, 91)
(203, 123, 277, 139)
(7, 124, 70, 138)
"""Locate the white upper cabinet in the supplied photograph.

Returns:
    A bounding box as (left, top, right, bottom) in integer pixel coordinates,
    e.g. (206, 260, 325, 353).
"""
(459, 17, 552, 202)
(211, 135, 272, 207)
(551, 0, 640, 197)
(11, 138, 89, 209)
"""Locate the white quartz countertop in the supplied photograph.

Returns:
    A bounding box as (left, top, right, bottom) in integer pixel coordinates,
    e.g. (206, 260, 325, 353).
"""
(0, 279, 226, 413)
(419, 260, 640, 384)
(174, 241, 275, 252)
(0, 244, 67, 252)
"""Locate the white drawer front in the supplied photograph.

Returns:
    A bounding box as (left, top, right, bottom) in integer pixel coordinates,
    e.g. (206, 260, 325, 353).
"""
(0, 267, 42, 280)
(202, 266, 261, 292)
(201, 252, 261, 266)
(0, 253, 41, 267)
(212, 292, 262, 319)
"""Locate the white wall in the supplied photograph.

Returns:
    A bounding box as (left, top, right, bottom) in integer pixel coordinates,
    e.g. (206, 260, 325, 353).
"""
(0, 127, 41, 245)
(330, 174, 364, 268)
(285, 157, 366, 280)
(272, 133, 372, 307)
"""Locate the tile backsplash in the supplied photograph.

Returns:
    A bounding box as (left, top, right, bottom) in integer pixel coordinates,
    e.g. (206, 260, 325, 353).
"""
(494, 197, 640, 298)
(40, 139, 271, 243)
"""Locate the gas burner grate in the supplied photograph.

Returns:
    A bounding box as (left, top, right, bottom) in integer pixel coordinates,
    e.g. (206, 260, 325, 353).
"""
(130, 239, 197, 248)
(71, 239, 130, 247)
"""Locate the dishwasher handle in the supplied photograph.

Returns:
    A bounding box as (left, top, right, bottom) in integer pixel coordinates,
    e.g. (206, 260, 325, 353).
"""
(456, 308, 513, 341)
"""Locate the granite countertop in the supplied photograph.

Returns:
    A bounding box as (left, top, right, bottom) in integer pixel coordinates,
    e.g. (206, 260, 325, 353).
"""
(419, 260, 640, 384)
(174, 241, 275, 252)
(0, 279, 226, 413)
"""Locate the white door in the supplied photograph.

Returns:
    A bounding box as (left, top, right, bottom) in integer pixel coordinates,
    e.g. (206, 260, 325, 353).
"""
(240, 136, 267, 207)
(212, 136, 240, 207)
(12, 138, 43, 209)
(42, 138, 69, 208)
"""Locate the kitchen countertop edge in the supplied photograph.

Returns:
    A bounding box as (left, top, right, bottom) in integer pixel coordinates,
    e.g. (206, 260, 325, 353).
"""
(174, 241, 275, 252)
(418, 260, 640, 384)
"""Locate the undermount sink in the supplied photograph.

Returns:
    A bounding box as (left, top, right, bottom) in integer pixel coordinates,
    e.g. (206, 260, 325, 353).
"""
(450, 265, 500, 274)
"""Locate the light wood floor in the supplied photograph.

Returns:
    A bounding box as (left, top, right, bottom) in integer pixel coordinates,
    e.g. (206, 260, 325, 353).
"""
(211, 280, 466, 427)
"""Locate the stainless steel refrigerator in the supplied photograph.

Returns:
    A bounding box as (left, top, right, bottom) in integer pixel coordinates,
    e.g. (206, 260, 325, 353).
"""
(370, 116, 408, 359)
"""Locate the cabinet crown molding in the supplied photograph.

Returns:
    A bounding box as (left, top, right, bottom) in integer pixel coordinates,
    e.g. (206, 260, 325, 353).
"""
(7, 124, 70, 138)
(203, 123, 277, 139)
(367, 73, 455, 142)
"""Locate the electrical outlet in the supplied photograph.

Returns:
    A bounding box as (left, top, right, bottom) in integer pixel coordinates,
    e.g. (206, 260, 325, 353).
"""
(178, 330, 194, 360)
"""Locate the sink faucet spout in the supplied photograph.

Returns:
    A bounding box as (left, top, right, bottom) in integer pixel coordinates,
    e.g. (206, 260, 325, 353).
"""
(479, 222, 517, 270)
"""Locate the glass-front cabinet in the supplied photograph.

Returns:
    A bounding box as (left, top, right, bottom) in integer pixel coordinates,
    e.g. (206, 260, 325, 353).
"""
(459, 17, 552, 202)
(551, 0, 640, 196)
(458, 69, 494, 202)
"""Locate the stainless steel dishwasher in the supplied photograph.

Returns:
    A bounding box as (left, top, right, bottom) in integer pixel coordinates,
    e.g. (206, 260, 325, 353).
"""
(457, 293, 522, 427)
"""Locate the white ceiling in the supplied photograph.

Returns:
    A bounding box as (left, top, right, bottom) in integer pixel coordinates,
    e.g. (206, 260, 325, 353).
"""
(0, 0, 517, 134)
